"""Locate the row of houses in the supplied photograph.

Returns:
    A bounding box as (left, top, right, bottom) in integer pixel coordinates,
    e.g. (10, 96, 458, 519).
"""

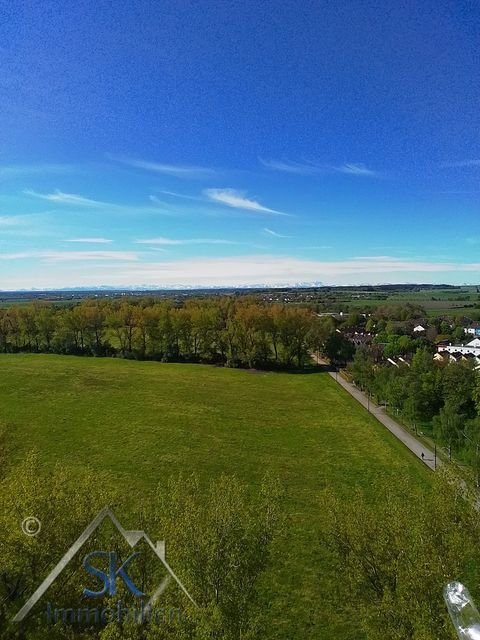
(384, 350, 480, 370)
(434, 351, 480, 368)
(436, 337, 480, 369)
(438, 337, 480, 355)
(412, 322, 480, 336)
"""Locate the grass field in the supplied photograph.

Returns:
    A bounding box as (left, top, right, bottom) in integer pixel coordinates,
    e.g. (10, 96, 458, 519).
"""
(0, 354, 430, 638)
(343, 286, 480, 317)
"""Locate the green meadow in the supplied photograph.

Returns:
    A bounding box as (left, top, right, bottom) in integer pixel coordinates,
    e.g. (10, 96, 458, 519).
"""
(0, 354, 430, 638)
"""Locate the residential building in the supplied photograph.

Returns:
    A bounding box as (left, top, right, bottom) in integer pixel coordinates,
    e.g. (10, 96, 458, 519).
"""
(465, 324, 480, 337)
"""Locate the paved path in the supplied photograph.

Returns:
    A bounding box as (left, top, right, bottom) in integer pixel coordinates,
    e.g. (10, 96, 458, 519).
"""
(312, 354, 440, 471)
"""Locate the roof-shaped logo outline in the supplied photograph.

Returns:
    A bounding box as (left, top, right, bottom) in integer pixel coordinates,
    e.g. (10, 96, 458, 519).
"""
(13, 506, 196, 623)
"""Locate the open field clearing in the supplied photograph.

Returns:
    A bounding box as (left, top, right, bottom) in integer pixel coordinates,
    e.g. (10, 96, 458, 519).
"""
(0, 354, 429, 638)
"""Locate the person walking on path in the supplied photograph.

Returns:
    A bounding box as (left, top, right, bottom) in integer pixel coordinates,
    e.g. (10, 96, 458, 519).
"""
(310, 351, 439, 470)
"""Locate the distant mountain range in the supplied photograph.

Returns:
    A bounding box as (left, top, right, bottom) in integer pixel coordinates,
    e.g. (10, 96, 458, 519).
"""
(7, 281, 326, 293)
(0, 283, 463, 296)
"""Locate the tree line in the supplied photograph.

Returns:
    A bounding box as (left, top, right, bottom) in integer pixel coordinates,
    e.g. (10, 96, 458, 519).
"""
(0, 297, 336, 369)
(321, 470, 480, 640)
(0, 451, 283, 640)
(350, 346, 480, 468)
(1, 448, 477, 639)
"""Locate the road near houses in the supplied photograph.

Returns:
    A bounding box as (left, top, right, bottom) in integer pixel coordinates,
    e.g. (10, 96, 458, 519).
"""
(312, 353, 440, 471)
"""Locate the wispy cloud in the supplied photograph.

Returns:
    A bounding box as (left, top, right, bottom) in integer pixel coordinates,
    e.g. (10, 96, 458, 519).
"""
(263, 227, 291, 238)
(135, 236, 239, 246)
(352, 255, 398, 261)
(441, 159, 480, 168)
(0, 164, 73, 180)
(156, 190, 202, 201)
(204, 188, 289, 216)
(108, 155, 217, 179)
(24, 189, 103, 207)
(148, 195, 170, 207)
(0, 250, 138, 262)
(259, 158, 323, 175)
(151, 190, 290, 219)
(0, 212, 61, 239)
(0, 214, 30, 226)
(23, 189, 175, 216)
(336, 163, 377, 176)
(260, 158, 378, 177)
(65, 238, 113, 244)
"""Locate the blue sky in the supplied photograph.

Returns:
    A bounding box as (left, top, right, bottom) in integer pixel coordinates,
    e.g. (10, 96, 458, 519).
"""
(1, 0, 479, 289)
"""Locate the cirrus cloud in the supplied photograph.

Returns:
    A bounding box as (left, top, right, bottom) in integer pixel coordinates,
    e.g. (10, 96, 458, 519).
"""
(203, 188, 289, 216)
(0, 250, 138, 262)
(0, 164, 74, 181)
(260, 158, 379, 177)
(23, 189, 176, 216)
(108, 155, 217, 179)
(65, 238, 113, 244)
(135, 236, 240, 246)
(263, 227, 291, 238)
(24, 189, 104, 207)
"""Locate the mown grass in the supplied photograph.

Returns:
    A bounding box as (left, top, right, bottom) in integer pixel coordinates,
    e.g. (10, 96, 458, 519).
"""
(0, 354, 430, 638)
